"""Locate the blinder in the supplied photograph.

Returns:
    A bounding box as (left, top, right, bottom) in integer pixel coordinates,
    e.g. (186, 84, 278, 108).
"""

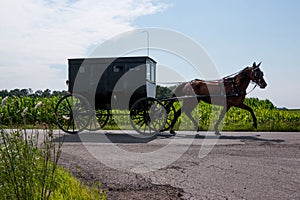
(252, 67, 266, 88)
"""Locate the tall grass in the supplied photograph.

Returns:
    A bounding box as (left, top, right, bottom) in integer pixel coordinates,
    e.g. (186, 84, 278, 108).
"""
(0, 96, 299, 131)
(0, 129, 62, 199)
(172, 98, 300, 132)
(0, 97, 106, 199)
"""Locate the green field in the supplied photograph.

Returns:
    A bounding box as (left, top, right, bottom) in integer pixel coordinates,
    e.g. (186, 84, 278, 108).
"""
(0, 96, 299, 132)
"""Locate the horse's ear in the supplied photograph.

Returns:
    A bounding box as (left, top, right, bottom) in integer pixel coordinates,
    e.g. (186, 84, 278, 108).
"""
(256, 62, 262, 68)
(252, 62, 257, 68)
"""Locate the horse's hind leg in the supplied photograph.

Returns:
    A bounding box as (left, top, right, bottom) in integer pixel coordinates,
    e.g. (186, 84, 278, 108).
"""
(169, 109, 181, 135)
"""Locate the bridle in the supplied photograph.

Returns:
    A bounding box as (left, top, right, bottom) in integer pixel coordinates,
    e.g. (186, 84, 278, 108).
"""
(252, 67, 263, 87)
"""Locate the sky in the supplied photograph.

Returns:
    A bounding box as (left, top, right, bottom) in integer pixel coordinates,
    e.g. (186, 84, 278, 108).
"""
(1, 0, 300, 108)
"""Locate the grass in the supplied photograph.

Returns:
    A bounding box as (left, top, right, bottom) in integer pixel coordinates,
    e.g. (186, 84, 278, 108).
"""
(285, 109, 300, 114)
(51, 167, 106, 200)
(0, 96, 107, 200)
(0, 128, 107, 200)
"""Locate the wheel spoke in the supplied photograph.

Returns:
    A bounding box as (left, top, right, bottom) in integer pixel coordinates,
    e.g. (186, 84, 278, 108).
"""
(85, 107, 110, 131)
(130, 97, 167, 136)
(55, 94, 90, 134)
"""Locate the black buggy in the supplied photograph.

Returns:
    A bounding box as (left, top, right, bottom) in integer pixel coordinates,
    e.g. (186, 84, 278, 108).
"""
(55, 57, 173, 135)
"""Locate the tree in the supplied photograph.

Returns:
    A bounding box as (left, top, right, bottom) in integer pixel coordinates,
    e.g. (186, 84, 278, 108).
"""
(34, 90, 43, 97)
(156, 85, 174, 99)
(42, 89, 51, 97)
(0, 89, 8, 98)
(9, 89, 22, 97)
(20, 89, 29, 96)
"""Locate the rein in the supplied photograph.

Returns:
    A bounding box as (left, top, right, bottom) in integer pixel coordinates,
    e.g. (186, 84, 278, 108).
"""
(157, 71, 241, 85)
(156, 81, 186, 85)
(246, 83, 257, 95)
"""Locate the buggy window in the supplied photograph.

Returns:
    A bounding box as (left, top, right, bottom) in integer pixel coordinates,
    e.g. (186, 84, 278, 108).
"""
(146, 62, 155, 82)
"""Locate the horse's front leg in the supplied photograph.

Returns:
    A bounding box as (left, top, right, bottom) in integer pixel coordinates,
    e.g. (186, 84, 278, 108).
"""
(236, 103, 257, 128)
(214, 106, 230, 135)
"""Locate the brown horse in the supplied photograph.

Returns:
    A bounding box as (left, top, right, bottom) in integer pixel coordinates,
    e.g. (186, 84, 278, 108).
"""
(169, 62, 267, 135)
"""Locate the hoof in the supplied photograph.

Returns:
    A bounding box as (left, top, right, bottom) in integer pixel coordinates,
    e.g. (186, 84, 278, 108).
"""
(170, 130, 176, 135)
(215, 130, 221, 135)
(197, 127, 201, 132)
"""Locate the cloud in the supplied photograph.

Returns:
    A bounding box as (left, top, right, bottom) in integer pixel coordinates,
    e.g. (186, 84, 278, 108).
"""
(0, 0, 169, 90)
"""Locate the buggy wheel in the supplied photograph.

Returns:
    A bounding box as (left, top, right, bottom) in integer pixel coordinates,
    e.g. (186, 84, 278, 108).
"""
(130, 97, 167, 136)
(160, 101, 176, 132)
(55, 94, 91, 134)
(86, 107, 110, 131)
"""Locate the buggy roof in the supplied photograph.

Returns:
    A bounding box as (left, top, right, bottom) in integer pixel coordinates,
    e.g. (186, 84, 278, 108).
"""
(68, 56, 156, 64)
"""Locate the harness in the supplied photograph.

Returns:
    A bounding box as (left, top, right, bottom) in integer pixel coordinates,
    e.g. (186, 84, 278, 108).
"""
(159, 67, 259, 99)
(197, 68, 258, 97)
(226, 67, 260, 96)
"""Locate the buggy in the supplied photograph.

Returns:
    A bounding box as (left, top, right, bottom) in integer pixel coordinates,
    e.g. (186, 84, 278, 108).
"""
(55, 56, 168, 135)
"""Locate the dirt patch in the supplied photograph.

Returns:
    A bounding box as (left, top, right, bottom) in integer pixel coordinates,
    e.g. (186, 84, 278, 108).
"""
(106, 185, 183, 200)
(58, 150, 184, 200)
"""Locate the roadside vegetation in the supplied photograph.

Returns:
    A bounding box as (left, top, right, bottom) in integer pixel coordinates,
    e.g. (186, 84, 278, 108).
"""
(0, 94, 107, 199)
(0, 88, 299, 132)
(0, 130, 106, 199)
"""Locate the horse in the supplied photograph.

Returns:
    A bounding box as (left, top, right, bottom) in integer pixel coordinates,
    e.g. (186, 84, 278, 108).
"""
(168, 62, 267, 135)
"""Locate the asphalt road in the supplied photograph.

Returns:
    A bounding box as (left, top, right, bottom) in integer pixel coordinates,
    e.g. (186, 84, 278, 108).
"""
(55, 131, 300, 200)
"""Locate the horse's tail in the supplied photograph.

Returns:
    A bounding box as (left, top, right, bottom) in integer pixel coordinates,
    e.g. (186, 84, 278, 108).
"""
(164, 82, 188, 133)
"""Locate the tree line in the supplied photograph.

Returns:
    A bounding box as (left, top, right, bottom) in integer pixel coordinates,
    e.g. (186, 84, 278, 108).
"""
(0, 88, 68, 98)
(0, 86, 173, 99)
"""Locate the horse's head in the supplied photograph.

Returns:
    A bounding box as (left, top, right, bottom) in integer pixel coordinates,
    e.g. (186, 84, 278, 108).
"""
(250, 62, 267, 89)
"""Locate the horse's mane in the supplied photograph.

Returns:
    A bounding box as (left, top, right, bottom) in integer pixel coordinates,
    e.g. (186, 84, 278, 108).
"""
(191, 66, 248, 82)
(233, 67, 252, 85)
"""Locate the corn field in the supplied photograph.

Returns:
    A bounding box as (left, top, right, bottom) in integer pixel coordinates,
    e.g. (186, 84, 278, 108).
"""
(0, 96, 299, 131)
(0, 96, 61, 128)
